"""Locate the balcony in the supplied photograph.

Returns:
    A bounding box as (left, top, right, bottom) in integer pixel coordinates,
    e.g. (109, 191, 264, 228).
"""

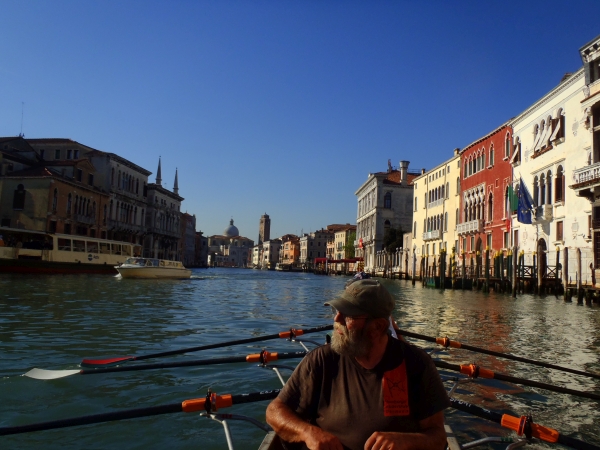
(72, 214, 96, 225)
(572, 163, 600, 198)
(422, 230, 441, 241)
(427, 199, 444, 208)
(456, 219, 483, 235)
(532, 204, 553, 223)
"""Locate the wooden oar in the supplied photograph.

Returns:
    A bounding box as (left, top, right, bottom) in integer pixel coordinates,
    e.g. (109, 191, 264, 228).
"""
(80, 325, 332, 367)
(24, 350, 307, 380)
(450, 397, 600, 450)
(399, 328, 600, 381)
(0, 389, 280, 436)
(436, 361, 600, 401)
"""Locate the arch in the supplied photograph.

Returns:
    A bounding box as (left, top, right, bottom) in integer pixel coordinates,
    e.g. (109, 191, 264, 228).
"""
(487, 192, 493, 222)
(537, 238, 547, 279)
(555, 165, 565, 201)
(546, 170, 553, 204)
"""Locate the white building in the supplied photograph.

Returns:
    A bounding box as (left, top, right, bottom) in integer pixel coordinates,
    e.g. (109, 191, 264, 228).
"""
(511, 67, 593, 282)
(354, 160, 419, 272)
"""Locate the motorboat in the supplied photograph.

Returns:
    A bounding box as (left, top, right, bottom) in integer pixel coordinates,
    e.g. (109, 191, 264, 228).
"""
(115, 257, 192, 279)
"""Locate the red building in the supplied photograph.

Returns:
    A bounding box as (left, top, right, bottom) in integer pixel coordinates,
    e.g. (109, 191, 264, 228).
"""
(458, 123, 513, 256)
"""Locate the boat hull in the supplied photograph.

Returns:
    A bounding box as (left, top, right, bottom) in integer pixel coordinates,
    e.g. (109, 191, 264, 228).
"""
(0, 257, 118, 275)
(116, 266, 192, 279)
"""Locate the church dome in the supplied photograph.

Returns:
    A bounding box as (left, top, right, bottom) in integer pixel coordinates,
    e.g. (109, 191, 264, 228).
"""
(223, 219, 239, 237)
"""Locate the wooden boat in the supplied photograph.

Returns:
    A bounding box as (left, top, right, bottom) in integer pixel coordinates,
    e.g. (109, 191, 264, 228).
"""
(0, 227, 138, 274)
(115, 257, 192, 279)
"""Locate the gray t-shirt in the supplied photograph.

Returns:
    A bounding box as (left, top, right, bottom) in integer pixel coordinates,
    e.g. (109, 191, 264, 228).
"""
(277, 337, 450, 450)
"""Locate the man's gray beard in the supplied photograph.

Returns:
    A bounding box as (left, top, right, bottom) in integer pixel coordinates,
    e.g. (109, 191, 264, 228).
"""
(330, 323, 372, 358)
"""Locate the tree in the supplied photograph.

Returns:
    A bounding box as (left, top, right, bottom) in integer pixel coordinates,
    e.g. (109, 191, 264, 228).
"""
(344, 231, 356, 258)
(383, 226, 404, 252)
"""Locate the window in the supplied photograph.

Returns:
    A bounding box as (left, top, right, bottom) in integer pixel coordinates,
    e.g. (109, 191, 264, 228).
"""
(49, 220, 57, 233)
(414, 198, 417, 211)
(444, 212, 448, 231)
(413, 221, 416, 238)
(39, 149, 45, 159)
(555, 166, 565, 202)
(384, 192, 392, 208)
(76, 169, 83, 182)
(88, 173, 94, 186)
(446, 182, 449, 198)
(66, 150, 72, 159)
(13, 184, 25, 210)
(52, 188, 58, 212)
(556, 221, 563, 241)
(487, 193, 493, 221)
(505, 134, 511, 158)
(490, 148, 494, 166)
(67, 193, 72, 214)
(64, 224, 71, 235)
(487, 233, 492, 249)
(74, 150, 79, 159)
(54, 149, 61, 159)
(504, 231, 509, 248)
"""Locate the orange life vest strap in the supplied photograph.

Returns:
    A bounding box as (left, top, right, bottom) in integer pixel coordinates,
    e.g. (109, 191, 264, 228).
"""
(382, 360, 410, 417)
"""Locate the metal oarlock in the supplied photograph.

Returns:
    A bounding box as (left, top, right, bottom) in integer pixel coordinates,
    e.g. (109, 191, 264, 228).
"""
(203, 413, 273, 450)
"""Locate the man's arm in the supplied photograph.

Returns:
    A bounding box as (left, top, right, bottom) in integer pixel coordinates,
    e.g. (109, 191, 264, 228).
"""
(266, 397, 344, 450)
(363, 410, 447, 450)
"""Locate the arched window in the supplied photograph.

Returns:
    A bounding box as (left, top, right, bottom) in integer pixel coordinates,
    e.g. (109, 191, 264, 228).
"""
(118, 171, 121, 189)
(413, 221, 417, 238)
(456, 177, 460, 194)
(384, 192, 392, 208)
(487, 193, 493, 221)
(482, 152, 486, 168)
(456, 208, 459, 225)
(540, 174, 546, 205)
(533, 176, 539, 206)
(555, 165, 565, 202)
(67, 193, 72, 214)
(444, 212, 448, 231)
(384, 220, 391, 232)
(490, 146, 494, 166)
(446, 182, 449, 198)
(505, 134, 511, 158)
(546, 170, 552, 205)
(52, 189, 58, 212)
(93, 201, 96, 219)
(504, 186, 509, 219)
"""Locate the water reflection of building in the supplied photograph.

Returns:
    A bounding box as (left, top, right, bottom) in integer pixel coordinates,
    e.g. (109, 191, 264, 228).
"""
(208, 219, 254, 267)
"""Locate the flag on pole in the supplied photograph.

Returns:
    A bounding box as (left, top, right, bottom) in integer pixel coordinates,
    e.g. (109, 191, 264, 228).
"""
(517, 177, 534, 224)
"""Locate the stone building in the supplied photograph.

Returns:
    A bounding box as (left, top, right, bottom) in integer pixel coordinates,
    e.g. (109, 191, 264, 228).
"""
(144, 159, 183, 260)
(258, 213, 271, 244)
(354, 160, 419, 272)
(208, 219, 254, 267)
(180, 212, 196, 267)
(195, 231, 208, 267)
(411, 151, 460, 277)
(279, 234, 300, 266)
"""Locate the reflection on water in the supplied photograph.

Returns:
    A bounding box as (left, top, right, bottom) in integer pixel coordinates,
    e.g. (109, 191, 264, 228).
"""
(1, 269, 599, 449)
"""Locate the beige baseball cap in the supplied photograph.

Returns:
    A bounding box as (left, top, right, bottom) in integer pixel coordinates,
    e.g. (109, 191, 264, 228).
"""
(324, 279, 395, 319)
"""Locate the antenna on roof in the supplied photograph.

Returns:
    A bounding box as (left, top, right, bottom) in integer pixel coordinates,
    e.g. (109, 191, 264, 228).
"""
(19, 102, 24, 137)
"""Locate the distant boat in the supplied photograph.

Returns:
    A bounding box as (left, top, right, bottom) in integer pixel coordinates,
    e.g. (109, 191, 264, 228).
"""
(115, 257, 192, 279)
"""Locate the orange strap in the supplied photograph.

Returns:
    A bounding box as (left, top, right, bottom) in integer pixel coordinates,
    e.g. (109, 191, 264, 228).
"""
(279, 328, 304, 339)
(382, 361, 410, 416)
(460, 364, 494, 379)
(181, 394, 233, 413)
(501, 414, 559, 443)
(246, 351, 279, 363)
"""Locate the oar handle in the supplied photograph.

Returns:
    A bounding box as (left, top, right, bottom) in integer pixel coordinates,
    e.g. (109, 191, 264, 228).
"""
(398, 328, 600, 381)
(0, 390, 281, 436)
(435, 361, 600, 401)
(81, 351, 307, 375)
(449, 398, 600, 450)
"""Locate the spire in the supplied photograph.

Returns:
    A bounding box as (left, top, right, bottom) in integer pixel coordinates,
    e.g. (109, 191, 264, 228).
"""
(173, 168, 179, 195)
(156, 157, 162, 186)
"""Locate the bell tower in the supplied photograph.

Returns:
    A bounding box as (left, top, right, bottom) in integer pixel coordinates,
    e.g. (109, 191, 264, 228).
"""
(259, 213, 270, 245)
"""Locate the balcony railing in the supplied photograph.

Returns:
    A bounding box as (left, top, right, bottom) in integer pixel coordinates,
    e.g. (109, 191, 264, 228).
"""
(456, 219, 483, 235)
(427, 198, 444, 208)
(422, 230, 441, 241)
(573, 162, 600, 187)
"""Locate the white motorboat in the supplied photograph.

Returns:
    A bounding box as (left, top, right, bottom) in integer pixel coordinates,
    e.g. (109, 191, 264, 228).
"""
(115, 257, 192, 279)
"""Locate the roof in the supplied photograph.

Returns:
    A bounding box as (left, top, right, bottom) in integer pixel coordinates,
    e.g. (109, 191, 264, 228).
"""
(3, 167, 55, 177)
(460, 121, 512, 154)
(374, 169, 420, 186)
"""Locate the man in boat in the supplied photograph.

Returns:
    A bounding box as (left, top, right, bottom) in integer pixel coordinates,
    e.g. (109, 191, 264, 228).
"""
(266, 280, 449, 450)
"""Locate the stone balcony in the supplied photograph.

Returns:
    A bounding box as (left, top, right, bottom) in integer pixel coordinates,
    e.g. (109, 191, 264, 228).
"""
(532, 204, 553, 223)
(572, 162, 600, 198)
(422, 230, 441, 241)
(428, 198, 444, 208)
(456, 219, 483, 235)
(72, 214, 96, 225)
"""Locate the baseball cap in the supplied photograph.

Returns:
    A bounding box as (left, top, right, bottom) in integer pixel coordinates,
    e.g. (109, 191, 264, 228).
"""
(324, 279, 395, 319)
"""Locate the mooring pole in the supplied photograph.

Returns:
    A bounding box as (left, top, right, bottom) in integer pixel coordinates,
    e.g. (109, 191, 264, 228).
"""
(483, 248, 490, 293)
(563, 247, 569, 301)
(512, 246, 518, 298)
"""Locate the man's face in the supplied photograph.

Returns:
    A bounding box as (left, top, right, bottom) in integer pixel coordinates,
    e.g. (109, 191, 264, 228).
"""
(330, 310, 373, 358)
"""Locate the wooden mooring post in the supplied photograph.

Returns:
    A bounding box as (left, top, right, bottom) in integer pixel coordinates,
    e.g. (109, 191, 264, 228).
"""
(461, 252, 466, 290)
(483, 248, 490, 293)
(512, 246, 518, 298)
(563, 247, 570, 301)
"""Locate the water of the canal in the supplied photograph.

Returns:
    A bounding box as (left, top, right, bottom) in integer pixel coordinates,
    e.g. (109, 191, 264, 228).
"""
(1, 269, 599, 449)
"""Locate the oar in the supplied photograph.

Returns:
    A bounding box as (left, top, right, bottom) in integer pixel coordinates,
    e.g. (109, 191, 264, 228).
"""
(450, 397, 600, 450)
(399, 328, 600, 381)
(435, 361, 600, 402)
(0, 389, 280, 436)
(24, 350, 307, 380)
(81, 325, 332, 367)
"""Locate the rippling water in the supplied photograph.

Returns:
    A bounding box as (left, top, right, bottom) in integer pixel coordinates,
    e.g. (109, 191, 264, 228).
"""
(1, 269, 599, 449)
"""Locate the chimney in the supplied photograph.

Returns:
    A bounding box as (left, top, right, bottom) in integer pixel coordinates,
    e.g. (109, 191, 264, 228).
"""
(421, 168, 426, 175)
(399, 160, 409, 185)
(454, 148, 460, 156)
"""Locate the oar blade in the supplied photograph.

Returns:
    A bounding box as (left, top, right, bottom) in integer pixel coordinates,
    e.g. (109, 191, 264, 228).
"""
(24, 368, 81, 380)
(80, 356, 134, 368)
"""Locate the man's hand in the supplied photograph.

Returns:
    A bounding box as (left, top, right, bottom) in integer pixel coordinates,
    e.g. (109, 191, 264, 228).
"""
(303, 426, 344, 450)
(364, 431, 404, 450)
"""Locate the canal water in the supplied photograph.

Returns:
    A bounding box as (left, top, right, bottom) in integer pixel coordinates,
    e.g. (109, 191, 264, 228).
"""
(1, 269, 599, 449)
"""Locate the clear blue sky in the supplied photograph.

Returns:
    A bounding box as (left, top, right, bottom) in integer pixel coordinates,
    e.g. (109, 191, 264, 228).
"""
(1, 1, 598, 241)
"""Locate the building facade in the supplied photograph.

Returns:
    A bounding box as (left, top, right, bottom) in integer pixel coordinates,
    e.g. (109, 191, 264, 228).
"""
(355, 160, 418, 272)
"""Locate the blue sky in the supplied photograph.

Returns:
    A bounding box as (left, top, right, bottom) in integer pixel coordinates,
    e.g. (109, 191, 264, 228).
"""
(1, 1, 598, 241)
